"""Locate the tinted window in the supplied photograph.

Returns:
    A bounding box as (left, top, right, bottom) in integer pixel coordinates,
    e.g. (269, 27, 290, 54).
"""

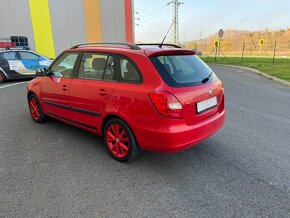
(157, 56, 174, 74)
(50, 53, 78, 78)
(120, 58, 140, 82)
(150, 55, 218, 87)
(78, 53, 115, 81)
(103, 56, 115, 81)
(19, 52, 40, 60)
(0, 52, 17, 60)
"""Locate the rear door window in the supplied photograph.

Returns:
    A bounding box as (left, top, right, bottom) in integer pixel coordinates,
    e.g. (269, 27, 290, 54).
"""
(78, 53, 115, 81)
(18, 52, 40, 60)
(119, 58, 141, 82)
(150, 55, 217, 87)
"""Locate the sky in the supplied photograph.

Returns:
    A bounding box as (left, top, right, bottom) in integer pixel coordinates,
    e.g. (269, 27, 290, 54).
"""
(134, 0, 290, 43)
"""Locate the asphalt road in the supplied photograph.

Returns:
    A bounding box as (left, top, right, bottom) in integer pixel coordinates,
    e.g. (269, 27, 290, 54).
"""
(1, 65, 290, 217)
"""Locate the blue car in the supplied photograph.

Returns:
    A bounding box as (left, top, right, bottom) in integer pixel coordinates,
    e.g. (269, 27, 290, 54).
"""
(0, 49, 52, 83)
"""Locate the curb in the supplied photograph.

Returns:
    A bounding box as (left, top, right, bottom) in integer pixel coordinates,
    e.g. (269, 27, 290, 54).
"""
(222, 64, 290, 88)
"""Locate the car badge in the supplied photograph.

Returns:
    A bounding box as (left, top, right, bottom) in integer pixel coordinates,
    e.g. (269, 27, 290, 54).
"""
(209, 89, 213, 96)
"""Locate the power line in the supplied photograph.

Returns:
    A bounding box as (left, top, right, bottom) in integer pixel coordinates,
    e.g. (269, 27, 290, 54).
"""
(136, 5, 170, 23)
(167, 0, 184, 45)
(138, 0, 163, 13)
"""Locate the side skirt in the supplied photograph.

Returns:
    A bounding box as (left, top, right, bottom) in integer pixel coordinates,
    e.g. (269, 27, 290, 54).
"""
(46, 112, 99, 135)
(43, 100, 101, 117)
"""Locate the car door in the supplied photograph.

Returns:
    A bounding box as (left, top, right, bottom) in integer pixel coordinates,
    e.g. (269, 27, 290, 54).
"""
(17, 51, 42, 75)
(0, 51, 19, 77)
(41, 52, 80, 119)
(68, 52, 117, 130)
(0, 56, 10, 77)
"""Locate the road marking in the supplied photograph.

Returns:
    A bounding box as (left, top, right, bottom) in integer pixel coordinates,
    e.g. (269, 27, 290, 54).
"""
(0, 82, 27, 90)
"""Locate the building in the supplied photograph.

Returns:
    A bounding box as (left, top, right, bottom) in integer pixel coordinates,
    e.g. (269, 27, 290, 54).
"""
(0, 0, 134, 58)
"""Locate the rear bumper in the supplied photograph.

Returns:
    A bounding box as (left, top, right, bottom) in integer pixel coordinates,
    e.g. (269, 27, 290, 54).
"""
(134, 109, 226, 153)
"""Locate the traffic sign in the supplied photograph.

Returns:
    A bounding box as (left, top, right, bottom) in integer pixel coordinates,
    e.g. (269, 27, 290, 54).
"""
(218, 29, 224, 38)
(214, 40, 219, 48)
(260, 39, 265, 46)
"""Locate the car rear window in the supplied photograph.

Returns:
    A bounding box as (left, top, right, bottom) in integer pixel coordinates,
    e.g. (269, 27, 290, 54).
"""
(150, 55, 218, 87)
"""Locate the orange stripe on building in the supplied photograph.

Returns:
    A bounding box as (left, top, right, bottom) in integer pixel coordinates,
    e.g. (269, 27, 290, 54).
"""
(84, 0, 102, 42)
(124, 0, 133, 43)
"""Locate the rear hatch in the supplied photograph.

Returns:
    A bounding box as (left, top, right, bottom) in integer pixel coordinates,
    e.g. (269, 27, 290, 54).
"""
(148, 50, 224, 125)
(167, 81, 224, 125)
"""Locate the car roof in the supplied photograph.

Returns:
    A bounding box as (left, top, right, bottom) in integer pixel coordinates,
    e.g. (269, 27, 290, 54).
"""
(0, 49, 32, 53)
(66, 44, 195, 57)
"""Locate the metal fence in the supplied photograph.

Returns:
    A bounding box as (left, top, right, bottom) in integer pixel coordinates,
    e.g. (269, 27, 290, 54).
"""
(187, 39, 290, 61)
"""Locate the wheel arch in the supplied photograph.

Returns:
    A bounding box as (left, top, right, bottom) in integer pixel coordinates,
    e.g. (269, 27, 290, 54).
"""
(101, 114, 124, 135)
(101, 114, 138, 144)
(0, 68, 7, 81)
(0, 67, 8, 76)
(27, 91, 36, 99)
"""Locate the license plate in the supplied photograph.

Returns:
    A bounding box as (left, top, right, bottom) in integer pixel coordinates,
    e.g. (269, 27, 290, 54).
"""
(197, 97, 217, 114)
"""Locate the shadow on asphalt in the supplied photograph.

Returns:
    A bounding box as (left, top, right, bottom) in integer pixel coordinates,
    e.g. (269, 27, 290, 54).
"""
(40, 117, 209, 166)
(0, 78, 32, 86)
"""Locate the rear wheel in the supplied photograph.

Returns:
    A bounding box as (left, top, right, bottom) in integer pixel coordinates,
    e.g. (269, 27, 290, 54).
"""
(104, 118, 141, 162)
(28, 94, 47, 123)
(0, 71, 5, 83)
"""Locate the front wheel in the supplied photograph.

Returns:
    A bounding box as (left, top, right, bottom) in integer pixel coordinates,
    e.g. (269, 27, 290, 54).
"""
(28, 94, 47, 123)
(104, 118, 141, 162)
(0, 71, 6, 83)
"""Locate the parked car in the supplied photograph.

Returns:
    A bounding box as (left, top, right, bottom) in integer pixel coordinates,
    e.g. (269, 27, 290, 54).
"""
(0, 49, 52, 83)
(192, 49, 203, 55)
(27, 43, 225, 162)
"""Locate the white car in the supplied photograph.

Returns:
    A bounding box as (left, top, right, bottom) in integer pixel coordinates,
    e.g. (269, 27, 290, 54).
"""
(0, 49, 53, 83)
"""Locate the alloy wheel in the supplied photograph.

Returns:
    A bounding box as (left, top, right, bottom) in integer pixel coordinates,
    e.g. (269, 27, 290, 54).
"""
(106, 124, 130, 158)
(29, 97, 40, 121)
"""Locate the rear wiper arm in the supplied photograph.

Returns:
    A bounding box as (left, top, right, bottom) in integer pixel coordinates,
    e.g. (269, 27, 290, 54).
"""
(202, 72, 213, 83)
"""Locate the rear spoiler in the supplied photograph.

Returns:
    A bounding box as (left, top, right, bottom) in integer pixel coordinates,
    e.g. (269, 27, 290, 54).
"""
(145, 49, 196, 57)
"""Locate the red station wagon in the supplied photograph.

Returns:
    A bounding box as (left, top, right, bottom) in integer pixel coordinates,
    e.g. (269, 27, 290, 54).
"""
(27, 43, 226, 162)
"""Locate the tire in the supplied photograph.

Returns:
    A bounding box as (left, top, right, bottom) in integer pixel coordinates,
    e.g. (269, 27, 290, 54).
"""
(0, 71, 6, 83)
(104, 118, 141, 162)
(28, 94, 47, 123)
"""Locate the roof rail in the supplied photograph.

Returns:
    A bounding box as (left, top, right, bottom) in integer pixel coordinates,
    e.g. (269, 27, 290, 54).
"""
(136, 43, 182, 48)
(0, 47, 30, 51)
(70, 42, 141, 50)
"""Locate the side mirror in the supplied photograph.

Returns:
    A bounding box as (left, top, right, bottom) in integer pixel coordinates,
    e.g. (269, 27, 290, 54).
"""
(36, 68, 48, 77)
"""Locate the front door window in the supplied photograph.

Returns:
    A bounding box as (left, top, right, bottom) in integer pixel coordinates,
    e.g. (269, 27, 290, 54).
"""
(50, 53, 78, 78)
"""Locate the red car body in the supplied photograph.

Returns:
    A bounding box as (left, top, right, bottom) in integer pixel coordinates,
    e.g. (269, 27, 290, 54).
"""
(27, 43, 225, 161)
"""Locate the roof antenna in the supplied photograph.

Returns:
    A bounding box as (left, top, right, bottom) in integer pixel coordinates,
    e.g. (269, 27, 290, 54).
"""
(159, 17, 176, 48)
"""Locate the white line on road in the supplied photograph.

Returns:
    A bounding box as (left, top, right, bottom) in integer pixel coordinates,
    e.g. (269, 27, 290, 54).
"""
(0, 82, 28, 90)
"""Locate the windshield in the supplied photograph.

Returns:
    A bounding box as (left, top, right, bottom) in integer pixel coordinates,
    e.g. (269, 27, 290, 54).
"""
(150, 55, 218, 87)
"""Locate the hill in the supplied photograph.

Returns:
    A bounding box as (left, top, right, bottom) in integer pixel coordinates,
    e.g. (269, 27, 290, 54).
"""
(184, 29, 290, 56)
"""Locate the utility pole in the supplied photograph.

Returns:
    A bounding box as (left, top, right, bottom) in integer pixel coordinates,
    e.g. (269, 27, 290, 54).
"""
(167, 0, 184, 45)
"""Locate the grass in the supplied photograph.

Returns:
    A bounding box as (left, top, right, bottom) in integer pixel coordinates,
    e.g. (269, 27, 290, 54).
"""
(201, 56, 290, 82)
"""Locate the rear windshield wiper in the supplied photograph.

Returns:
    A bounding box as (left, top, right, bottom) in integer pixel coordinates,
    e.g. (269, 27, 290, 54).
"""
(202, 72, 213, 83)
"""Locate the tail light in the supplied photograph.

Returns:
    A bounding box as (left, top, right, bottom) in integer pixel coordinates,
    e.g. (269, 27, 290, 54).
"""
(149, 91, 183, 119)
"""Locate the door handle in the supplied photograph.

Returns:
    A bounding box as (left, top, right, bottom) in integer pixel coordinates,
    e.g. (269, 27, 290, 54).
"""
(98, 89, 108, 96)
(62, 85, 69, 91)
